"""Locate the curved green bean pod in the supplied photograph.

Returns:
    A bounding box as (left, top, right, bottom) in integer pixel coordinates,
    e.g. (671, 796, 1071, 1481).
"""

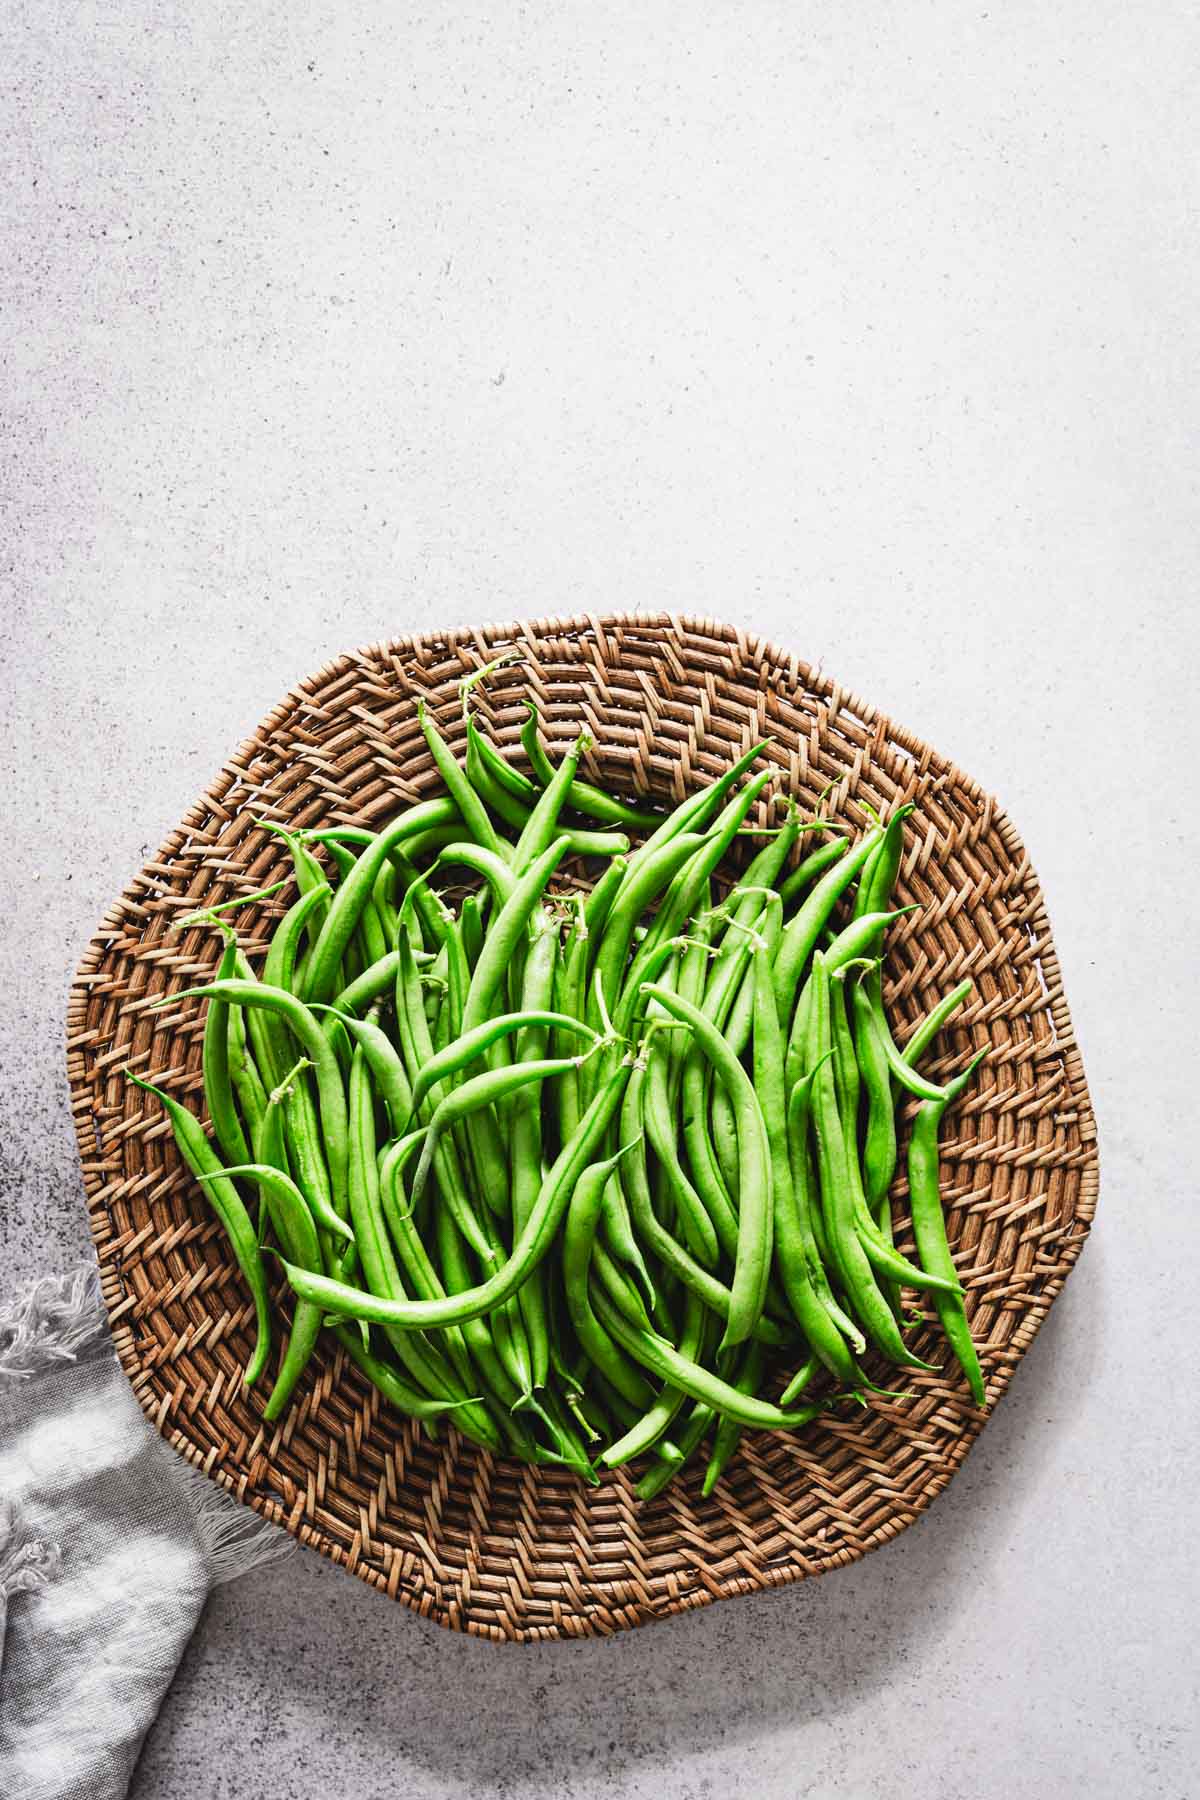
(418, 700, 504, 859)
(162, 978, 350, 1236)
(594, 832, 713, 1022)
(310, 1006, 413, 1138)
(521, 702, 663, 832)
(901, 978, 974, 1067)
(460, 835, 572, 1035)
(562, 1146, 657, 1410)
(278, 1060, 633, 1331)
(772, 826, 883, 1018)
(777, 836, 849, 908)
(753, 953, 861, 1385)
(616, 1060, 787, 1347)
(513, 728, 589, 873)
(408, 1008, 596, 1117)
(601, 1287, 705, 1469)
(808, 955, 935, 1369)
(582, 853, 627, 952)
(410, 1055, 584, 1210)
(199, 1161, 322, 1421)
(642, 1032, 720, 1268)
(203, 928, 252, 1166)
(622, 739, 770, 879)
(433, 841, 517, 910)
(300, 797, 458, 1005)
(641, 983, 773, 1351)
(334, 1327, 492, 1436)
(907, 1052, 989, 1405)
(346, 1046, 495, 1424)
(634, 1398, 716, 1501)
(126, 1073, 270, 1387)
(592, 1288, 824, 1431)
(853, 804, 915, 920)
(700, 1338, 764, 1495)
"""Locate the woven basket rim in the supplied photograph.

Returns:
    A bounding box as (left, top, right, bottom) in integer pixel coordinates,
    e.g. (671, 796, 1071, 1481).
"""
(66, 611, 1099, 1641)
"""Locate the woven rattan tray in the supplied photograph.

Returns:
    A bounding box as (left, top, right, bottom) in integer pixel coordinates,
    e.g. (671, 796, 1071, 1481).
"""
(67, 614, 1097, 1641)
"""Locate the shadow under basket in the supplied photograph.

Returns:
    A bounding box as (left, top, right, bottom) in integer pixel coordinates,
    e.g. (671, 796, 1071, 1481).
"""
(67, 613, 1098, 1642)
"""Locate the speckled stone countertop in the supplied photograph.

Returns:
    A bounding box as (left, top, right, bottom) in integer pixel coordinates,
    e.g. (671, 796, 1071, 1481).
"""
(5, 3, 1197, 1795)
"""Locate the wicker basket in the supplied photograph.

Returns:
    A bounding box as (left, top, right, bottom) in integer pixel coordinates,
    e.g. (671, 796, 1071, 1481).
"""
(67, 614, 1097, 1642)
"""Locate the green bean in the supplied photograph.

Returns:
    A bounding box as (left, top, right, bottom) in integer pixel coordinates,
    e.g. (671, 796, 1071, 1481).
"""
(819, 968, 942, 1309)
(346, 1046, 473, 1408)
(467, 720, 631, 858)
(326, 950, 402, 1017)
(628, 769, 775, 990)
(825, 907, 916, 977)
(393, 928, 496, 1262)
(901, 978, 974, 1067)
(278, 1060, 633, 1330)
(410, 1055, 584, 1211)
(126, 1073, 271, 1387)
(511, 910, 559, 1389)
(753, 951, 860, 1385)
(310, 1006, 413, 1138)
(701, 1339, 765, 1495)
(419, 700, 505, 859)
(203, 928, 252, 1166)
(808, 955, 934, 1369)
(641, 983, 773, 1351)
(563, 1147, 657, 1409)
(469, 715, 538, 804)
(850, 971, 900, 1237)
(256, 819, 331, 909)
(622, 739, 769, 879)
(376, 1134, 475, 1393)
(521, 702, 663, 831)
(389, 853, 455, 948)
(461, 835, 572, 1035)
(301, 797, 458, 1005)
(594, 831, 713, 1024)
(460, 891, 486, 967)
(553, 898, 589, 1141)
(226, 993, 269, 1150)
(592, 1288, 823, 1431)
(785, 1073, 866, 1357)
(601, 1287, 705, 1468)
(199, 1161, 322, 1421)
(772, 826, 883, 1019)
(777, 836, 849, 908)
(616, 1058, 787, 1347)
(582, 853, 627, 950)
(854, 804, 914, 920)
(163, 977, 351, 1239)
(642, 1028, 720, 1268)
(634, 1397, 716, 1501)
(863, 968, 961, 1102)
(407, 1008, 595, 1117)
(434, 841, 517, 909)
(513, 728, 589, 873)
(334, 1327, 492, 1437)
(778, 1353, 820, 1408)
(908, 1052, 989, 1405)
(717, 805, 802, 942)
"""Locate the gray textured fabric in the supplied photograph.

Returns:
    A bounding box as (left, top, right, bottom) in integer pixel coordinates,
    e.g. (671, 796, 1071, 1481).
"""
(0, 1268, 292, 1800)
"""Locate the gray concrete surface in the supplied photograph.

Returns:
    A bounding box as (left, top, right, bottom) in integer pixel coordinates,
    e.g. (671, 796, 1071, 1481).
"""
(4, 3, 1198, 1795)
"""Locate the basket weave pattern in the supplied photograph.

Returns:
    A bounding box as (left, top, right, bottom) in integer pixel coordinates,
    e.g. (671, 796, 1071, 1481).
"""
(67, 615, 1098, 1642)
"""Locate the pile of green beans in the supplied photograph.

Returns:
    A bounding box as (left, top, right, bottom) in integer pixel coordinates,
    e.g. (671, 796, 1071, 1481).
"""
(129, 690, 986, 1499)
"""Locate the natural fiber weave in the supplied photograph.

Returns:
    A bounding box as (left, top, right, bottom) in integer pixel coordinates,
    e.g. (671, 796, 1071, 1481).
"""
(67, 615, 1097, 1642)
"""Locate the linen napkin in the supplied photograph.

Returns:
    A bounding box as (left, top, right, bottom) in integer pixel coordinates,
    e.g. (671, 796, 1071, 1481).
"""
(0, 1265, 293, 1800)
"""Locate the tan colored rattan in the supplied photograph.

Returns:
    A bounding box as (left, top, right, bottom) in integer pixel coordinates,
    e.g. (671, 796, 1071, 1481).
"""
(66, 615, 1097, 1642)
